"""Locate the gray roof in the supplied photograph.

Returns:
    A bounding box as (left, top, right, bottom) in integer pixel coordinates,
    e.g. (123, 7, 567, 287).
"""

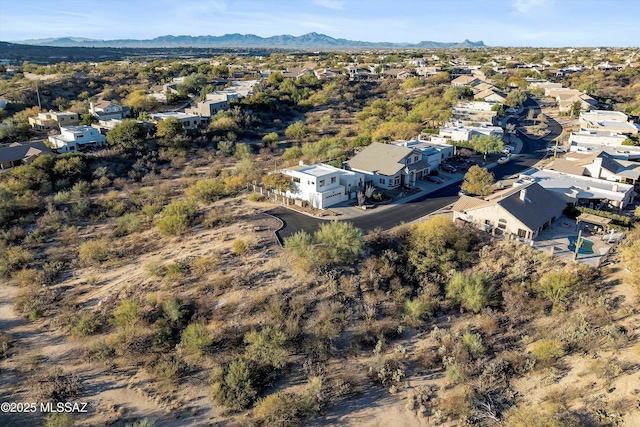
(346, 142, 417, 176)
(0, 141, 54, 164)
(491, 182, 567, 231)
(458, 182, 567, 231)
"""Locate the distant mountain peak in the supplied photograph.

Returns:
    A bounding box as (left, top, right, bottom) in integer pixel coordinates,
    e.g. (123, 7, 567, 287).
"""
(13, 33, 487, 50)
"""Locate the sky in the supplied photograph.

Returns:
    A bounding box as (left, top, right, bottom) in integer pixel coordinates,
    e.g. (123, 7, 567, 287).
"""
(1, 0, 639, 47)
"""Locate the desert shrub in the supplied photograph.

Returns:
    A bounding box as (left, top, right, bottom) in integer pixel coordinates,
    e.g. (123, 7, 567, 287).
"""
(446, 272, 495, 313)
(141, 202, 162, 221)
(14, 285, 57, 320)
(97, 191, 128, 217)
(0, 245, 33, 277)
(284, 231, 320, 272)
(164, 262, 183, 281)
(211, 359, 274, 411)
(407, 215, 470, 276)
(156, 199, 198, 236)
(251, 392, 316, 427)
(53, 190, 72, 205)
(144, 354, 185, 389)
(125, 419, 155, 427)
(111, 300, 139, 328)
(114, 213, 141, 237)
(0, 330, 14, 358)
(78, 237, 112, 265)
(503, 405, 580, 427)
(185, 178, 227, 203)
(404, 296, 435, 327)
(462, 332, 486, 359)
(44, 412, 75, 427)
(180, 322, 212, 357)
(30, 367, 80, 403)
(248, 192, 262, 202)
(86, 339, 116, 362)
(315, 221, 363, 264)
(531, 339, 564, 367)
(444, 358, 467, 384)
(368, 340, 406, 388)
(71, 312, 102, 338)
(143, 258, 166, 277)
(534, 270, 578, 310)
(232, 238, 247, 256)
(244, 327, 288, 369)
(161, 299, 183, 324)
(70, 200, 89, 218)
(156, 214, 189, 236)
(11, 268, 42, 287)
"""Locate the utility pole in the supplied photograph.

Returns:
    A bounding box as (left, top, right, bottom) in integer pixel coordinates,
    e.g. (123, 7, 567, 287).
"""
(35, 80, 42, 109)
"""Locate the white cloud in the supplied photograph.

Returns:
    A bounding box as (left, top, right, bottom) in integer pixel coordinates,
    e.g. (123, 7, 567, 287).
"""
(313, 0, 343, 10)
(512, 0, 554, 14)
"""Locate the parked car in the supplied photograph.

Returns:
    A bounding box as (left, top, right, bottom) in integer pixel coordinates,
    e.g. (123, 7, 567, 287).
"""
(426, 175, 445, 184)
(440, 163, 457, 173)
(546, 145, 567, 153)
(503, 145, 515, 154)
(497, 157, 509, 165)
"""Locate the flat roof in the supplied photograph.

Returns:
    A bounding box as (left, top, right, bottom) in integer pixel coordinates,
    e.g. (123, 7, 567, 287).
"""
(61, 125, 95, 132)
(521, 169, 633, 202)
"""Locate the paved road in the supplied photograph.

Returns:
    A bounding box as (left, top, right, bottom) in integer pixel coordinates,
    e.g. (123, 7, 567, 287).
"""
(270, 97, 563, 240)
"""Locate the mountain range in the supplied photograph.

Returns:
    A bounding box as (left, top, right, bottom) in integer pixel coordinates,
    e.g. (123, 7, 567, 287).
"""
(13, 33, 486, 50)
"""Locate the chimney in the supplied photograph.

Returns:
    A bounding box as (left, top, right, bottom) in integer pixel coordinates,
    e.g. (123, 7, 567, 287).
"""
(519, 188, 527, 202)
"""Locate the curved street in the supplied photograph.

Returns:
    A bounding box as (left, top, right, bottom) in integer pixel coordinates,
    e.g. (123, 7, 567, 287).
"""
(269, 97, 563, 239)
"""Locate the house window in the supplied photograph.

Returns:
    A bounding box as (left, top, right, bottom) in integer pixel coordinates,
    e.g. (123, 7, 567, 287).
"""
(379, 178, 386, 184)
(517, 229, 527, 238)
(293, 177, 300, 183)
(319, 180, 325, 187)
(414, 156, 418, 162)
(331, 177, 336, 184)
(498, 218, 507, 230)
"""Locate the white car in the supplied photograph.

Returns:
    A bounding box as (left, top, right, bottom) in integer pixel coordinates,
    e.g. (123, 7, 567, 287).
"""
(497, 157, 509, 165)
(546, 145, 567, 153)
(503, 145, 515, 153)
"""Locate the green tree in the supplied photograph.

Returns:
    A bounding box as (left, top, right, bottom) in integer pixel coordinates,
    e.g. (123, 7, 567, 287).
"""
(0, 186, 17, 227)
(471, 134, 504, 160)
(407, 215, 470, 276)
(285, 121, 310, 140)
(262, 132, 279, 146)
(79, 113, 98, 125)
(106, 119, 146, 152)
(211, 359, 271, 411)
(534, 270, 578, 310)
(155, 117, 184, 140)
(181, 322, 212, 357)
(461, 165, 495, 196)
(446, 272, 495, 313)
(569, 100, 582, 118)
(244, 327, 287, 369)
(262, 173, 294, 193)
(234, 142, 252, 160)
(314, 221, 363, 264)
(504, 90, 527, 108)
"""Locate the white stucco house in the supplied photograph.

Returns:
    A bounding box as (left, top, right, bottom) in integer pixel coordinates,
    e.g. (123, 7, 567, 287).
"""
(48, 126, 106, 153)
(279, 163, 365, 209)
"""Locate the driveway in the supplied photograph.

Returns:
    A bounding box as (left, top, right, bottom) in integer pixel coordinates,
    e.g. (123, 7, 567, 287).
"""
(269, 97, 563, 241)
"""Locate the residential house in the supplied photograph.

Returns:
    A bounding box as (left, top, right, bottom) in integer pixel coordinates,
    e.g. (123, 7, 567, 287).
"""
(470, 82, 497, 95)
(279, 163, 364, 209)
(416, 66, 441, 77)
(452, 182, 567, 240)
(451, 75, 482, 87)
(149, 112, 206, 130)
(28, 111, 80, 131)
(436, 121, 504, 142)
(346, 65, 378, 81)
(382, 68, 414, 80)
(282, 68, 315, 79)
(89, 100, 130, 120)
(314, 68, 340, 80)
(516, 169, 635, 209)
(579, 110, 640, 134)
(546, 150, 640, 186)
(392, 139, 453, 170)
(474, 89, 507, 103)
(0, 141, 54, 169)
(451, 101, 499, 125)
(345, 142, 430, 190)
(48, 126, 106, 153)
(568, 130, 629, 147)
(185, 98, 230, 118)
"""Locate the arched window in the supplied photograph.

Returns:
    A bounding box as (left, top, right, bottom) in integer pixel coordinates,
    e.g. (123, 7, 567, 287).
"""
(498, 218, 507, 230)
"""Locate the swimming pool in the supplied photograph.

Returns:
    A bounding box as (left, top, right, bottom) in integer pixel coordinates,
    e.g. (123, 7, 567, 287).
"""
(568, 236, 594, 254)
